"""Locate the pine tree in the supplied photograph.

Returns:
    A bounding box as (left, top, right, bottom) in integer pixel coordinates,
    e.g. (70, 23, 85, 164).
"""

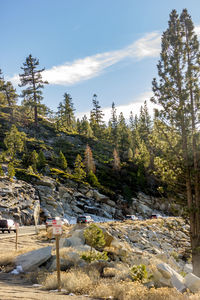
(90, 94, 105, 138)
(118, 112, 131, 152)
(2, 81, 18, 120)
(4, 125, 26, 161)
(151, 9, 200, 276)
(109, 102, 118, 145)
(0, 69, 6, 105)
(81, 115, 93, 137)
(0, 165, 4, 177)
(7, 162, 15, 180)
(29, 150, 38, 172)
(138, 101, 152, 143)
(37, 150, 46, 169)
(58, 151, 67, 170)
(84, 224, 105, 254)
(56, 93, 75, 131)
(84, 144, 95, 174)
(19, 54, 48, 126)
(74, 154, 86, 180)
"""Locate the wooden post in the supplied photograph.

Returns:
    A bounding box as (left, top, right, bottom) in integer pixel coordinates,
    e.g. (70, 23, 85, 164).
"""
(15, 227, 18, 251)
(56, 235, 61, 292)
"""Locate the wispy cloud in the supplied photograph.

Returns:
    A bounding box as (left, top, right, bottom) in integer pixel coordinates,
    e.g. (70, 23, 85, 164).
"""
(43, 32, 160, 85)
(9, 31, 161, 86)
(9, 25, 200, 87)
(76, 91, 156, 122)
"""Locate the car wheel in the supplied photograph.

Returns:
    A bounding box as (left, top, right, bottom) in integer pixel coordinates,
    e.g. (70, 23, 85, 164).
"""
(8, 230, 10, 233)
(2, 230, 4, 233)
(13, 230, 16, 233)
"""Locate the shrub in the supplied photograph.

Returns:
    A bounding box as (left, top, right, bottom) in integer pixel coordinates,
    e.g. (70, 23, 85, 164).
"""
(81, 251, 108, 263)
(43, 270, 92, 293)
(84, 224, 106, 253)
(87, 170, 100, 187)
(129, 264, 148, 283)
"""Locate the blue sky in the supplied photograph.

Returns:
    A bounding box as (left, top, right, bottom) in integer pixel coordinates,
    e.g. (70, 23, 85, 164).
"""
(1, 0, 200, 121)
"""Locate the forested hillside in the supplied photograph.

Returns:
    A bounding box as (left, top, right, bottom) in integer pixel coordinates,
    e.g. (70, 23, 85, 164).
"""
(0, 9, 200, 276)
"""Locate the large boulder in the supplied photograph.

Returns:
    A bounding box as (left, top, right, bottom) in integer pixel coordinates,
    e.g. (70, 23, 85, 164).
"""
(154, 263, 186, 292)
(184, 273, 200, 292)
(93, 190, 109, 202)
(16, 246, 52, 272)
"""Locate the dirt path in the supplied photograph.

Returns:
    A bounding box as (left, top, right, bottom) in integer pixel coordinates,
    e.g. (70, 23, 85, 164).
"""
(0, 231, 91, 300)
(0, 273, 90, 300)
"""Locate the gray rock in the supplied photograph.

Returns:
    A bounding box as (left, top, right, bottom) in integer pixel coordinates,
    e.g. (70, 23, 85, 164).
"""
(184, 273, 200, 292)
(16, 246, 52, 272)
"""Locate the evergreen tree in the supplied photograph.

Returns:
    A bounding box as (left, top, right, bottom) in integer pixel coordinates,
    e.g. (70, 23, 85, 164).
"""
(151, 9, 200, 275)
(87, 170, 99, 187)
(56, 93, 75, 131)
(0, 165, 4, 177)
(7, 162, 15, 180)
(118, 112, 131, 152)
(4, 125, 26, 161)
(76, 118, 81, 134)
(0, 69, 6, 105)
(19, 54, 48, 126)
(138, 101, 152, 143)
(74, 154, 86, 180)
(84, 224, 105, 254)
(29, 150, 38, 172)
(84, 144, 95, 173)
(2, 81, 18, 120)
(37, 150, 46, 169)
(90, 94, 105, 138)
(109, 102, 118, 145)
(58, 151, 67, 170)
(81, 115, 93, 137)
(2, 81, 18, 107)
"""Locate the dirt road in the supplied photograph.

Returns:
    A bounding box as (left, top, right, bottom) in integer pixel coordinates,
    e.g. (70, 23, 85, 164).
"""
(0, 230, 91, 300)
(0, 273, 90, 300)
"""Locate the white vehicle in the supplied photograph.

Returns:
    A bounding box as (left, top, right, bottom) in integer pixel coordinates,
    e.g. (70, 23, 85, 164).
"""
(124, 215, 138, 221)
(0, 219, 16, 233)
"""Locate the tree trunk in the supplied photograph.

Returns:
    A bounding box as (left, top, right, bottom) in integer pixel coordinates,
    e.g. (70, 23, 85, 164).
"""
(191, 235, 200, 277)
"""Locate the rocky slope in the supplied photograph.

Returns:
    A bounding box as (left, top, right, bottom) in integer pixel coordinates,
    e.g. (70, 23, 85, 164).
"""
(0, 175, 181, 225)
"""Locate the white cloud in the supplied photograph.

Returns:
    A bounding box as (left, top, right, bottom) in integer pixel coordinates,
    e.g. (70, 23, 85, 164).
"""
(9, 25, 200, 87)
(9, 31, 161, 86)
(76, 91, 156, 123)
(43, 32, 160, 85)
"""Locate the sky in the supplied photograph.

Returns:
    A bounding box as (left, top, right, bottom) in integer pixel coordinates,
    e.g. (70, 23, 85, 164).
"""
(1, 0, 200, 122)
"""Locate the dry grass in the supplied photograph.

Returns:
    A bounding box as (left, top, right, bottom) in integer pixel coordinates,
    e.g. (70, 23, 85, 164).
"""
(90, 281, 188, 300)
(42, 269, 93, 293)
(0, 252, 15, 266)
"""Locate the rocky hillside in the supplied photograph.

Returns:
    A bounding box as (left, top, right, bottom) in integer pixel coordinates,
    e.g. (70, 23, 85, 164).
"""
(11, 217, 200, 297)
(0, 175, 182, 225)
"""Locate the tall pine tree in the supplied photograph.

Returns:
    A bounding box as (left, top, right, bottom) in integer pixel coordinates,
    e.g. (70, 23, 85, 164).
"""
(151, 9, 200, 275)
(19, 54, 48, 126)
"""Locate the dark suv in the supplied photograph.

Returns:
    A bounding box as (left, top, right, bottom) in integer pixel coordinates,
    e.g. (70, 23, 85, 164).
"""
(77, 215, 94, 224)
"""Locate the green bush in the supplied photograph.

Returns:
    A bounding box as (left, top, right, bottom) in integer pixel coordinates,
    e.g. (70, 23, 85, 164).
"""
(84, 224, 106, 252)
(129, 264, 148, 283)
(15, 168, 41, 182)
(81, 251, 108, 263)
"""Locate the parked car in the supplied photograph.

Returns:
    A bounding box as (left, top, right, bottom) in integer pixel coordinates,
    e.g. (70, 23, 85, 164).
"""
(77, 215, 94, 224)
(0, 219, 16, 233)
(150, 214, 162, 219)
(124, 215, 138, 221)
